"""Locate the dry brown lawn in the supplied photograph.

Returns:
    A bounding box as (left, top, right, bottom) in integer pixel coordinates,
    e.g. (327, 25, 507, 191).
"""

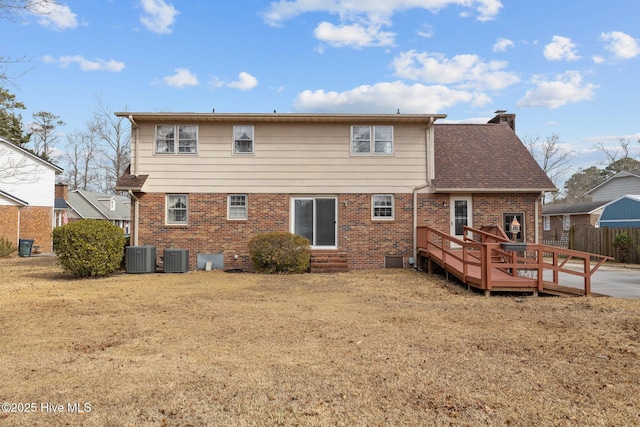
(0, 256, 639, 426)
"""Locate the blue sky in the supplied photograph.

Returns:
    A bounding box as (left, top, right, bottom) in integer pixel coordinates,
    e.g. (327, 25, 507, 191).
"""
(2, 0, 640, 180)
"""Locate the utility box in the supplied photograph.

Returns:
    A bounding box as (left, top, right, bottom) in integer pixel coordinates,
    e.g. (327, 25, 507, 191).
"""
(126, 245, 156, 273)
(163, 249, 189, 273)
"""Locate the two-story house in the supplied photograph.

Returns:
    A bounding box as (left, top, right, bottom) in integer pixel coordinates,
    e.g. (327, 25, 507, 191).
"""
(0, 137, 63, 253)
(115, 111, 555, 271)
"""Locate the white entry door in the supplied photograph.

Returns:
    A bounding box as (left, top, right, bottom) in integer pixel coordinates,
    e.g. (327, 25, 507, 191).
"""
(450, 194, 472, 244)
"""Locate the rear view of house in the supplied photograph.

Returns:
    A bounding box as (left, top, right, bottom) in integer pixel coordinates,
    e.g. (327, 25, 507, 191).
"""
(116, 111, 555, 271)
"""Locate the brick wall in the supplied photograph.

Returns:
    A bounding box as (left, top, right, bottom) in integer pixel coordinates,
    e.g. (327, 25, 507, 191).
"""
(18, 206, 54, 253)
(0, 205, 19, 248)
(131, 191, 543, 270)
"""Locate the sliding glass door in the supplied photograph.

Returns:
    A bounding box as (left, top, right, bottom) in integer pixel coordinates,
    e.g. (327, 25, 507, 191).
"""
(292, 197, 337, 248)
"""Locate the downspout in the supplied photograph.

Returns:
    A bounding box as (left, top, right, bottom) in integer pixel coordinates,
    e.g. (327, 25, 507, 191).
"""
(535, 192, 542, 244)
(128, 115, 139, 175)
(128, 190, 139, 246)
(127, 115, 140, 246)
(413, 117, 436, 266)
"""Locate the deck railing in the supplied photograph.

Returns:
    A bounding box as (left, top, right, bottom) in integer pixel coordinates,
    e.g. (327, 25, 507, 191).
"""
(417, 226, 613, 295)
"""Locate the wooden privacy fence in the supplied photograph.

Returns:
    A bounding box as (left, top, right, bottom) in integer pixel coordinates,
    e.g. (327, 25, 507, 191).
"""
(570, 227, 640, 264)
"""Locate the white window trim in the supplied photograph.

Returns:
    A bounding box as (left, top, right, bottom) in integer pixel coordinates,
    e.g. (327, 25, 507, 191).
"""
(372, 194, 394, 220)
(350, 125, 394, 156)
(233, 125, 255, 155)
(563, 214, 571, 231)
(155, 125, 198, 155)
(227, 194, 248, 220)
(543, 215, 550, 231)
(166, 194, 188, 225)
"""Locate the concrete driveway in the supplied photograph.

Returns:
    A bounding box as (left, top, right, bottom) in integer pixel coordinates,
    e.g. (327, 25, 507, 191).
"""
(543, 264, 640, 298)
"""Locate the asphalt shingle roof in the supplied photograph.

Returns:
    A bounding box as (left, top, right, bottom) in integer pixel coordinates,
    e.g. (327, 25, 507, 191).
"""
(433, 123, 556, 192)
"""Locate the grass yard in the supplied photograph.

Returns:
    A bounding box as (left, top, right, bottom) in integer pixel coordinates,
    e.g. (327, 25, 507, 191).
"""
(0, 255, 639, 426)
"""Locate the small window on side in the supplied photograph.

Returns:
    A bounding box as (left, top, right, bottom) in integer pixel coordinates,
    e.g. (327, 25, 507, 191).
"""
(167, 194, 188, 225)
(373, 195, 394, 220)
(228, 194, 247, 220)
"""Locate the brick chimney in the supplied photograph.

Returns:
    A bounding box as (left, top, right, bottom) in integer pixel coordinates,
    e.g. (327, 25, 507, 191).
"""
(55, 183, 68, 200)
(488, 110, 515, 132)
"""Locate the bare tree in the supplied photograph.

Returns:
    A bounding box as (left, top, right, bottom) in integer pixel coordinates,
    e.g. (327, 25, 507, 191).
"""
(29, 110, 64, 161)
(595, 138, 640, 173)
(1, 1, 58, 84)
(0, 0, 58, 19)
(525, 133, 574, 202)
(88, 97, 130, 193)
(0, 143, 38, 182)
(61, 129, 100, 191)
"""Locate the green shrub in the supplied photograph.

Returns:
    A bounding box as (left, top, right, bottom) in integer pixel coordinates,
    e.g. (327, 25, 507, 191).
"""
(52, 220, 126, 278)
(248, 232, 310, 274)
(0, 236, 17, 257)
(612, 232, 634, 263)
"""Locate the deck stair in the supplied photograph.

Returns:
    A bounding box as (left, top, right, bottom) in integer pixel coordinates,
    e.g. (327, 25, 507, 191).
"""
(310, 251, 349, 273)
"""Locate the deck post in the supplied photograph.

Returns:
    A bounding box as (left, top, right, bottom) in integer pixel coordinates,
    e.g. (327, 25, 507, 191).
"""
(584, 258, 591, 296)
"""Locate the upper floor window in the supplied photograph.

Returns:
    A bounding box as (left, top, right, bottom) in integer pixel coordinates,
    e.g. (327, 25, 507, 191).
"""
(233, 125, 254, 154)
(373, 195, 394, 220)
(351, 125, 393, 155)
(167, 194, 188, 225)
(228, 194, 247, 220)
(156, 125, 198, 154)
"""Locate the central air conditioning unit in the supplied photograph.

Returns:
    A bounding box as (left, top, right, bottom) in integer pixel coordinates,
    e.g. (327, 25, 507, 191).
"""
(163, 249, 190, 273)
(125, 245, 156, 273)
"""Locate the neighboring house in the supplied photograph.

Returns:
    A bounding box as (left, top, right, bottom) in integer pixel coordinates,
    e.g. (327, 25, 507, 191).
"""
(0, 137, 63, 253)
(542, 200, 609, 242)
(61, 186, 131, 234)
(115, 111, 555, 271)
(587, 170, 640, 202)
(598, 195, 640, 228)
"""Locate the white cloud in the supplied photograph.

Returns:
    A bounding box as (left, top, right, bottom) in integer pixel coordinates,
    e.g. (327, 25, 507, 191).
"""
(392, 50, 519, 91)
(314, 21, 395, 48)
(43, 55, 125, 72)
(264, 0, 502, 25)
(417, 24, 434, 39)
(263, 1, 502, 47)
(517, 71, 598, 109)
(600, 31, 640, 59)
(293, 81, 491, 113)
(493, 37, 514, 52)
(162, 68, 199, 87)
(228, 72, 258, 91)
(31, 2, 78, 31)
(140, 0, 179, 34)
(592, 55, 605, 64)
(544, 35, 580, 61)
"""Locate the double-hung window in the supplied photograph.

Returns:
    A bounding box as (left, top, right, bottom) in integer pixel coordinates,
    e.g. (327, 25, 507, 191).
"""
(351, 125, 393, 155)
(233, 125, 254, 154)
(155, 125, 198, 154)
(167, 194, 188, 225)
(373, 195, 394, 220)
(228, 194, 247, 220)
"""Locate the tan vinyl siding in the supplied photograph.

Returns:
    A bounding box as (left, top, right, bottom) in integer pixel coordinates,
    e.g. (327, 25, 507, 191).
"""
(135, 122, 430, 194)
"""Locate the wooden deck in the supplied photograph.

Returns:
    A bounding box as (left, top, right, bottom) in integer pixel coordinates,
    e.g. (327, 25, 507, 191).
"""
(416, 226, 612, 297)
